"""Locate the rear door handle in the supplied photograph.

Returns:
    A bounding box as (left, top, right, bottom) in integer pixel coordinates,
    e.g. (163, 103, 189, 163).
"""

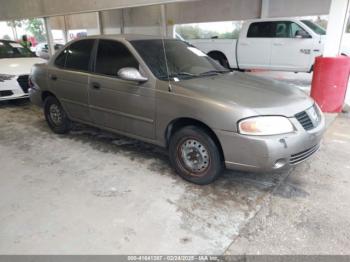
(273, 42, 284, 46)
(91, 82, 101, 90)
(50, 74, 58, 81)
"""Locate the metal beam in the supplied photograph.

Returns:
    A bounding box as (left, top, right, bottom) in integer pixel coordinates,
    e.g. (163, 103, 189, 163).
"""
(0, 0, 193, 21)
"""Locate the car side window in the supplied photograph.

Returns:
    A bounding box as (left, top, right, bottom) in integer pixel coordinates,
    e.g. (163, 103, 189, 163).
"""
(290, 22, 310, 38)
(55, 49, 67, 68)
(275, 22, 290, 38)
(247, 22, 275, 38)
(95, 40, 139, 77)
(62, 39, 95, 71)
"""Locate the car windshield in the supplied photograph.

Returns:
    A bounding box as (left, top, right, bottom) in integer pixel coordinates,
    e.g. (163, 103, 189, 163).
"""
(301, 20, 326, 35)
(0, 41, 35, 58)
(130, 39, 229, 81)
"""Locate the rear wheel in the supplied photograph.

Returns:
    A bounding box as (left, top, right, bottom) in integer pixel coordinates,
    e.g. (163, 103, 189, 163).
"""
(169, 126, 224, 185)
(208, 52, 230, 69)
(44, 96, 71, 134)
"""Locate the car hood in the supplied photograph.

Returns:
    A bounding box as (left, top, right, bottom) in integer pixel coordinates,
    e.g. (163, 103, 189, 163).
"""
(0, 57, 46, 75)
(177, 72, 314, 117)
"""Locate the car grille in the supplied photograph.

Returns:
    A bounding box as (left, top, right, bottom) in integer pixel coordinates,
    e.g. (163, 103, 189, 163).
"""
(290, 144, 320, 165)
(17, 75, 30, 93)
(0, 90, 14, 97)
(295, 111, 314, 130)
(295, 105, 321, 131)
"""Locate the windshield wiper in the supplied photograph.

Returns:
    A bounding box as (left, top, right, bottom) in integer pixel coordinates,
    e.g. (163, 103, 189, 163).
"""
(170, 72, 197, 77)
(199, 70, 230, 76)
(160, 72, 197, 80)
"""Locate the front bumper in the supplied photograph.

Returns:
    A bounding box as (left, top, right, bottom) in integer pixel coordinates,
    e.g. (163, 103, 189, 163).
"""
(216, 113, 326, 172)
(28, 87, 43, 107)
(0, 74, 29, 101)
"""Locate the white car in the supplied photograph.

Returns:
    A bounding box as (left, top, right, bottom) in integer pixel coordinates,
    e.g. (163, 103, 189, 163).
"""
(188, 18, 350, 72)
(35, 43, 64, 60)
(0, 40, 45, 101)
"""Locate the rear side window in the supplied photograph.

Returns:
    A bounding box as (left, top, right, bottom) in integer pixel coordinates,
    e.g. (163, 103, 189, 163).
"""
(55, 39, 95, 71)
(247, 22, 275, 38)
(275, 22, 289, 38)
(95, 40, 139, 77)
(0, 41, 13, 58)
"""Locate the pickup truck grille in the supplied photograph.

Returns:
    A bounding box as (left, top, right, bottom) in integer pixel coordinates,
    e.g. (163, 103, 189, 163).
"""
(290, 144, 320, 165)
(17, 75, 30, 93)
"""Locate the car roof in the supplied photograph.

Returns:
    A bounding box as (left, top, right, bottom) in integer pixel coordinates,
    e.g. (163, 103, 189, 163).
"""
(81, 34, 171, 41)
(0, 39, 17, 43)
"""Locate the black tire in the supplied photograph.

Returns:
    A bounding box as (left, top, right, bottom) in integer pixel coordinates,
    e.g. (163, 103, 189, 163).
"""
(44, 96, 71, 134)
(169, 126, 224, 185)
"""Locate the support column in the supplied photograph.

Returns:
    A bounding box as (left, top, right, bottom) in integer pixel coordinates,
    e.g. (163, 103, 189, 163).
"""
(11, 21, 18, 40)
(43, 17, 54, 57)
(160, 4, 168, 37)
(261, 0, 269, 18)
(97, 11, 104, 35)
(120, 9, 125, 34)
(63, 15, 68, 43)
(323, 0, 350, 57)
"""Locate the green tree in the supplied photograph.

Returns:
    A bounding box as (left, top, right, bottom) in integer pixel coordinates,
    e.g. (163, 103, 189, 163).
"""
(25, 18, 46, 42)
(7, 18, 46, 42)
(176, 23, 242, 40)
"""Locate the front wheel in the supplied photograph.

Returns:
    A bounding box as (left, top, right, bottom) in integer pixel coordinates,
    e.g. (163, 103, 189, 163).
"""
(169, 126, 224, 185)
(44, 96, 71, 134)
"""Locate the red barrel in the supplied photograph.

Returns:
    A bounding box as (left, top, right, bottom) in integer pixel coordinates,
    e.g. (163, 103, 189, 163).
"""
(311, 56, 350, 113)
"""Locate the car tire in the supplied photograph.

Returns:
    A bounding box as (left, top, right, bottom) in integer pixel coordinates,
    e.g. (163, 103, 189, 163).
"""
(169, 126, 224, 185)
(44, 96, 71, 134)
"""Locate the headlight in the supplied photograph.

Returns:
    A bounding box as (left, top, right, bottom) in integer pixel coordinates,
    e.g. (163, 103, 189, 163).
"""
(238, 116, 295, 136)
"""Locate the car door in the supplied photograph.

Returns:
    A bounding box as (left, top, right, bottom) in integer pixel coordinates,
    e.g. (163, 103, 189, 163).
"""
(48, 39, 95, 123)
(89, 39, 156, 140)
(237, 22, 273, 70)
(270, 21, 314, 71)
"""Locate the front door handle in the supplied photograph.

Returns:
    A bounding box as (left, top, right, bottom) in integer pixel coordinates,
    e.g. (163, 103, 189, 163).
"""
(91, 82, 101, 90)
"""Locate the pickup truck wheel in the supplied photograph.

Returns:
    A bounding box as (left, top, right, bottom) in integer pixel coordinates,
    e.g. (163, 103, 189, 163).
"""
(44, 96, 71, 134)
(169, 126, 224, 185)
(208, 52, 230, 69)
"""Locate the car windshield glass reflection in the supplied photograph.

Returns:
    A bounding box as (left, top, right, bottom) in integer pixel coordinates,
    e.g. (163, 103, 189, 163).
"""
(131, 39, 230, 81)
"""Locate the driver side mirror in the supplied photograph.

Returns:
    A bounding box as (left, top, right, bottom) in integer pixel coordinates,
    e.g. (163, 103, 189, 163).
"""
(295, 30, 311, 39)
(118, 67, 148, 83)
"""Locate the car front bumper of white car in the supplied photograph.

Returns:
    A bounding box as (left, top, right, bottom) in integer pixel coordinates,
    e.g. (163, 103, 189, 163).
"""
(0, 74, 30, 101)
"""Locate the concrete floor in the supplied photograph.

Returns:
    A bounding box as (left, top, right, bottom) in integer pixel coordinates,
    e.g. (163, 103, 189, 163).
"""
(0, 99, 349, 255)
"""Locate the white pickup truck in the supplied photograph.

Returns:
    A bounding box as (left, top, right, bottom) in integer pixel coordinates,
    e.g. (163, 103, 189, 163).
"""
(186, 18, 350, 72)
